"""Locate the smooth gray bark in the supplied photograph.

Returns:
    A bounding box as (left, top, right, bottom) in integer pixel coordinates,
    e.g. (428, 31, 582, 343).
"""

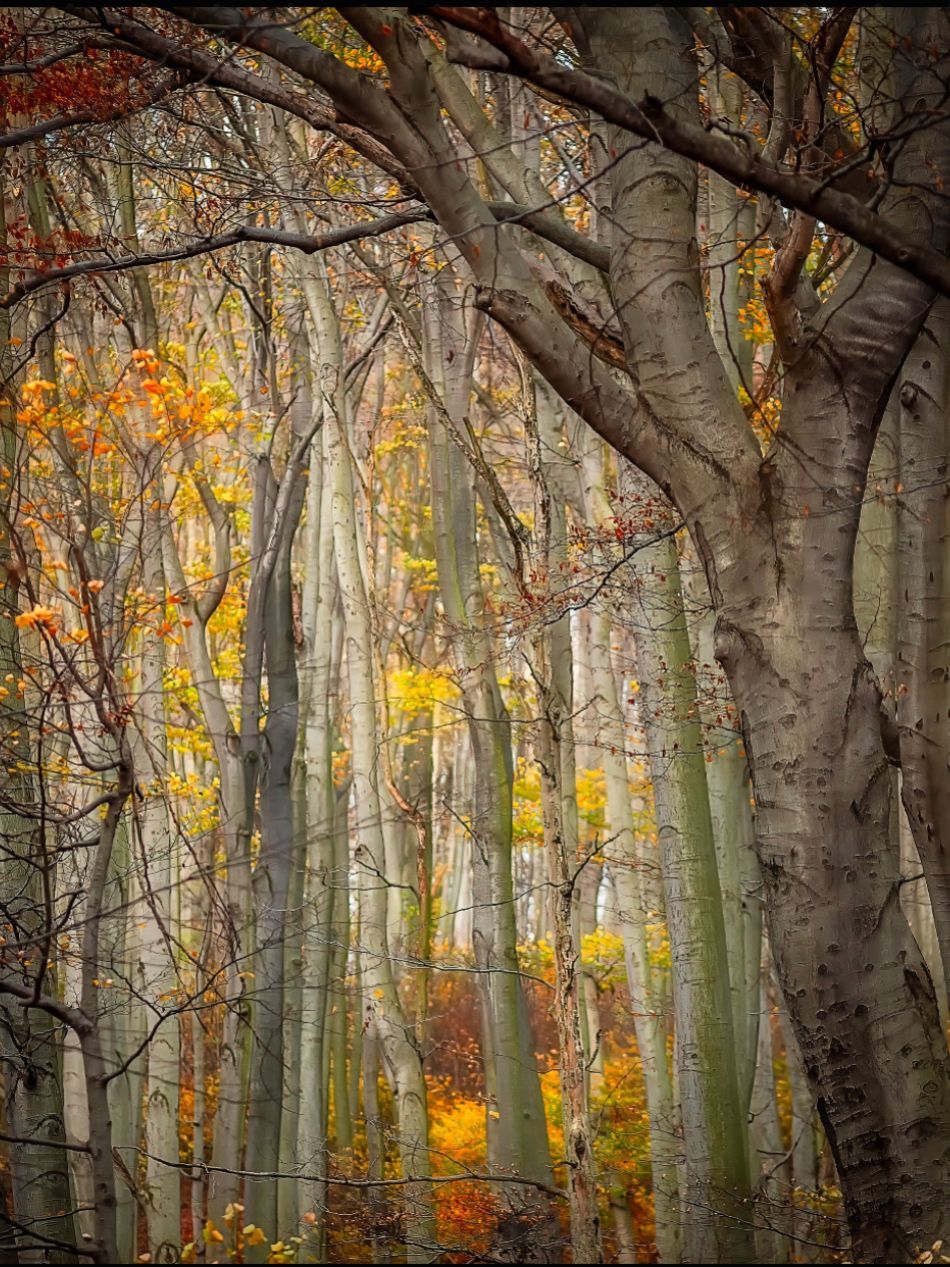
(421, 263, 556, 1257)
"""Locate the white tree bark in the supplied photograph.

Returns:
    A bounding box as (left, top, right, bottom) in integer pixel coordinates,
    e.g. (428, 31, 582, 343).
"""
(304, 256, 435, 1259)
(133, 498, 181, 1264)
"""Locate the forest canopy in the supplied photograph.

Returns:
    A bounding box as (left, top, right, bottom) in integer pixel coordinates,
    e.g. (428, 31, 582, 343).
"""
(1, 7, 950, 1266)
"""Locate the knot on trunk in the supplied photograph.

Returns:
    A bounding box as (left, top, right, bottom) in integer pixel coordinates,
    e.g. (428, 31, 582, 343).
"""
(712, 615, 742, 670)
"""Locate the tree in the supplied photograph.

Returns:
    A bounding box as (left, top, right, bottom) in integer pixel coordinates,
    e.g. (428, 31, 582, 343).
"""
(3, 7, 950, 1264)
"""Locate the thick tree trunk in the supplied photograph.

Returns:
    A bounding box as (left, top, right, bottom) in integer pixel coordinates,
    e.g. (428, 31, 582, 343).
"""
(717, 569, 950, 1262)
(895, 300, 950, 993)
(581, 7, 950, 1254)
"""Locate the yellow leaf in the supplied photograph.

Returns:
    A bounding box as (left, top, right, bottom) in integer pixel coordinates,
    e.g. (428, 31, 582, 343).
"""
(202, 1221, 223, 1244)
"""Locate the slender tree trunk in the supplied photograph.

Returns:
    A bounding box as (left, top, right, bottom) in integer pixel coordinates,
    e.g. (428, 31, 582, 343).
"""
(0, 167, 75, 1266)
(306, 258, 435, 1260)
(330, 770, 354, 1158)
(684, 555, 762, 1124)
(295, 421, 338, 1261)
(160, 512, 249, 1241)
(191, 989, 207, 1251)
(856, 386, 949, 1020)
(420, 265, 555, 1255)
(101, 816, 143, 1263)
(577, 864, 604, 1093)
(134, 500, 181, 1264)
(567, 416, 683, 1263)
(748, 967, 790, 1264)
(0, 556, 75, 1267)
(524, 376, 602, 1263)
(243, 378, 311, 1257)
(775, 995, 820, 1259)
(78, 775, 134, 1265)
(243, 498, 299, 1256)
(535, 666, 602, 1264)
(629, 510, 753, 1264)
(588, 605, 682, 1264)
(362, 1015, 389, 1265)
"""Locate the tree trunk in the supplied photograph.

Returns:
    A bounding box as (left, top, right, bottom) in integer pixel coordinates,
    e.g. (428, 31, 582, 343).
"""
(717, 561, 950, 1262)
(243, 350, 312, 1255)
(630, 520, 754, 1263)
(526, 378, 601, 1264)
(684, 552, 762, 1123)
(895, 300, 950, 994)
(421, 263, 556, 1255)
(567, 418, 683, 1262)
(583, 8, 950, 1254)
(79, 781, 133, 1265)
(306, 257, 435, 1259)
(748, 966, 790, 1263)
(295, 419, 338, 1261)
(0, 168, 76, 1266)
(101, 815, 143, 1264)
(536, 680, 603, 1265)
(134, 499, 181, 1265)
(588, 605, 682, 1264)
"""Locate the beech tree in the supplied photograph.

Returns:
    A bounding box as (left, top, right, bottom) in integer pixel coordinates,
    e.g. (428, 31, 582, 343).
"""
(2, 6, 950, 1266)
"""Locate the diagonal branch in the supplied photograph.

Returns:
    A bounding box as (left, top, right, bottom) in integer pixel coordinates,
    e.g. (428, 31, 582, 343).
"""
(0, 68, 193, 150)
(60, 4, 414, 190)
(0, 211, 434, 309)
(429, 5, 950, 300)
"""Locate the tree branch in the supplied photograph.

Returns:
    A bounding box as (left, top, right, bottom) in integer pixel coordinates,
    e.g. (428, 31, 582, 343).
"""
(429, 6, 950, 300)
(0, 211, 434, 308)
(0, 69, 193, 150)
(61, 5, 415, 190)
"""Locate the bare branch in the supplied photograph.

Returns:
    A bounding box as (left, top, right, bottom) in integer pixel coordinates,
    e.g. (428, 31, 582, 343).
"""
(0, 211, 434, 309)
(430, 6, 950, 299)
(61, 4, 415, 190)
(0, 69, 193, 150)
